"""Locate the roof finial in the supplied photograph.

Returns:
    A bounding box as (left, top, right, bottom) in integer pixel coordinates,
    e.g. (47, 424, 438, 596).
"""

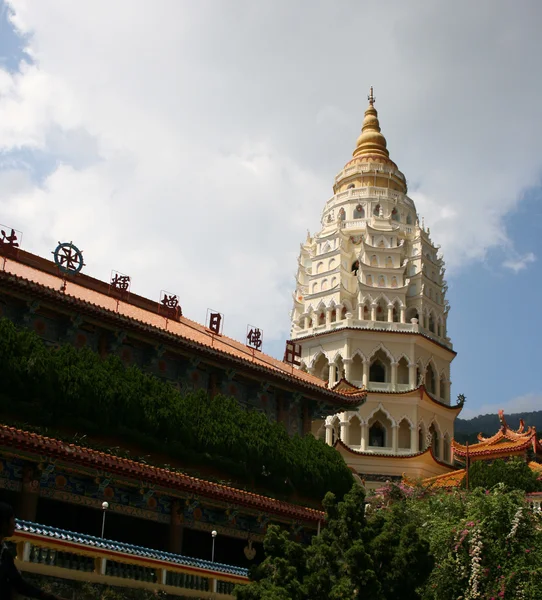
(368, 86, 375, 106)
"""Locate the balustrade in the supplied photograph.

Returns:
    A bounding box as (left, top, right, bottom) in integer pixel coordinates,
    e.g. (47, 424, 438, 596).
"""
(11, 520, 248, 599)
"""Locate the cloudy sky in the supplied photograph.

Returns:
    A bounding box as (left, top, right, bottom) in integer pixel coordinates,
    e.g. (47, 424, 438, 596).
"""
(1, 0, 541, 419)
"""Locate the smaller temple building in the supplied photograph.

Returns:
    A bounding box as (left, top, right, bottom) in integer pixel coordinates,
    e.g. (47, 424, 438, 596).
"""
(418, 411, 542, 490)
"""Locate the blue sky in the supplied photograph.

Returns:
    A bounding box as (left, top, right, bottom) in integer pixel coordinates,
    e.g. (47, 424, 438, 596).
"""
(1, 1, 541, 419)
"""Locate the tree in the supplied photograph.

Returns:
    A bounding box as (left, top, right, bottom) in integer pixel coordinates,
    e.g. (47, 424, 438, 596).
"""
(464, 457, 542, 493)
(236, 484, 432, 600)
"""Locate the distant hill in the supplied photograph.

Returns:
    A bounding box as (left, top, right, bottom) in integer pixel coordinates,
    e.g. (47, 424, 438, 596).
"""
(454, 411, 542, 444)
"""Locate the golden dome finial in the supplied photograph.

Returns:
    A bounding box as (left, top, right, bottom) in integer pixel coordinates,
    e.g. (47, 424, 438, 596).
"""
(353, 86, 389, 159)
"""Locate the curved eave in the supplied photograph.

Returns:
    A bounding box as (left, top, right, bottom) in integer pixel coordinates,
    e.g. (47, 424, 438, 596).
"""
(334, 440, 456, 471)
(0, 424, 326, 523)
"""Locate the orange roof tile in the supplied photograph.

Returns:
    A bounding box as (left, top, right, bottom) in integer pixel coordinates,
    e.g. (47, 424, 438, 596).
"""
(0, 253, 366, 406)
(420, 469, 466, 489)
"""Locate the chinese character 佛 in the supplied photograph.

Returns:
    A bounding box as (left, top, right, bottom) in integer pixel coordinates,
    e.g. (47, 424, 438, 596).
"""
(247, 328, 263, 350)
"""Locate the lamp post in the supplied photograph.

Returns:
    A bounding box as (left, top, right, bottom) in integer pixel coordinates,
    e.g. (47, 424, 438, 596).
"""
(211, 530, 217, 562)
(101, 501, 109, 538)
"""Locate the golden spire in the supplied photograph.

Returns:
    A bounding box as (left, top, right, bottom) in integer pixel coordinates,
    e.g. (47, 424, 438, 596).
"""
(353, 86, 389, 159)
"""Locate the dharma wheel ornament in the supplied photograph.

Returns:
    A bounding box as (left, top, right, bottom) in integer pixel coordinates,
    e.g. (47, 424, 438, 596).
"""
(53, 241, 85, 274)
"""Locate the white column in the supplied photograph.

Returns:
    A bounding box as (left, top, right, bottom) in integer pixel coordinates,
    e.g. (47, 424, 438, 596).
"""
(409, 364, 417, 388)
(328, 363, 337, 387)
(358, 303, 364, 320)
(370, 303, 377, 321)
(303, 315, 310, 329)
(326, 308, 332, 327)
(391, 362, 398, 391)
(410, 424, 418, 453)
(387, 304, 394, 322)
(325, 423, 333, 446)
(400, 305, 406, 323)
(360, 422, 368, 451)
(362, 359, 369, 388)
(392, 424, 398, 453)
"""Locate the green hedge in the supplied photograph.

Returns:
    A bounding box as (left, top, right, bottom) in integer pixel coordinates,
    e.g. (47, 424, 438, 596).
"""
(0, 318, 353, 501)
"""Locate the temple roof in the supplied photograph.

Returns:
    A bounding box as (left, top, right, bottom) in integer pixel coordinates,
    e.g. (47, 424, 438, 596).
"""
(452, 411, 542, 460)
(0, 424, 325, 523)
(0, 249, 366, 408)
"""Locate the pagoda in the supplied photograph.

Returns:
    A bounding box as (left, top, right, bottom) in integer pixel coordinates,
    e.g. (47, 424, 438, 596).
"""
(289, 88, 462, 487)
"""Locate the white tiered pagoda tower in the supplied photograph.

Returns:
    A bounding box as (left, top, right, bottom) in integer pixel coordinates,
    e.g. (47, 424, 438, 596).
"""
(290, 89, 461, 487)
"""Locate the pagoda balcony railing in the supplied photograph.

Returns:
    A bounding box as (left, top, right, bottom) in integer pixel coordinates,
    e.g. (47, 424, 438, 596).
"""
(10, 520, 248, 598)
(330, 186, 408, 205)
(293, 320, 453, 350)
(334, 163, 407, 185)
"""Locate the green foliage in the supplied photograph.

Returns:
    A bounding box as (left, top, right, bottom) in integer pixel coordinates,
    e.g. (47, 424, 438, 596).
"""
(0, 318, 353, 501)
(236, 484, 432, 600)
(408, 485, 542, 599)
(463, 458, 542, 493)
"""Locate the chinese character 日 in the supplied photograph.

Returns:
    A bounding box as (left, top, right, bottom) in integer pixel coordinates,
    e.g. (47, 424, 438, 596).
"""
(209, 312, 222, 335)
(247, 328, 263, 350)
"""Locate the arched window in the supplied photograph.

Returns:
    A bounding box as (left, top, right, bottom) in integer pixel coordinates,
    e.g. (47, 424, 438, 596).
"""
(428, 313, 435, 333)
(426, 364, 437, 395)
(378, 276, 386, 288)
(313, 354, 330, 382)
(347, 183, 355, 190)
(386, 256, 393, 268)
(391, 207, 400, 222)
(392, 301, 400, 322)
(330, 308, 337, 323)
(354, 204, 365, 219)
(418, 424, 426, 450)
(318, 311, 325, 325)
(338, 208, 346, 221)
(366, 274, 373, 286)
(397, 357, 409, 384)
(406, 213, 413, 225)
(351, 260, 360, 275)
(429, 423, 440, 458)
(369, 421, 386, 447)
(341, 306, 347, 320)
(316, 262, 324, 274)
(370, 255, 378, 267)
(398, 419, 411, 449)
(375, 298, 387, 322)
(391, 276, 398, 289)
(311, 283, 319, 294)
(373, 203, 381, 216)
(369, 350, 390, 383)
(369, 409, 392, 448)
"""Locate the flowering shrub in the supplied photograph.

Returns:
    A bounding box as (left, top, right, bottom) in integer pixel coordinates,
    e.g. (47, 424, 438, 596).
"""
(408, 485, 542, 599)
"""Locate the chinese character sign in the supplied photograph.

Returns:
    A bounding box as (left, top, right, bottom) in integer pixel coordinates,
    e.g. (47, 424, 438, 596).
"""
(111, 272, 131, 292)
(0, 227, 19, 248)
(207, 310, 223, 335)
(246, 326, 263, 351)
(161, 293, 179, 310)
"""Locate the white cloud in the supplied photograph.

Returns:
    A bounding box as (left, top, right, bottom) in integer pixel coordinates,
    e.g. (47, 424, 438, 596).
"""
(460, 393, 542, 420)
(502, 252, 536, 273)
(1, 0, 542, 350)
